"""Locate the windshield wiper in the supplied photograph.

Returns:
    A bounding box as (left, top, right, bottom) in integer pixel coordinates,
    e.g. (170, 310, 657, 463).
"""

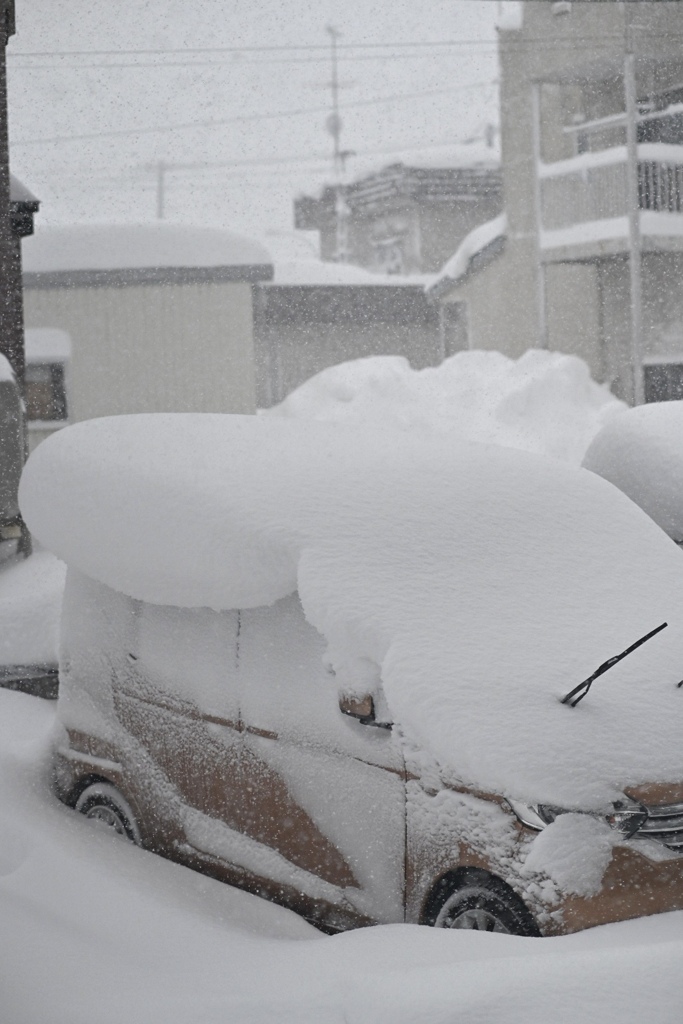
(560, 622, 668, 708)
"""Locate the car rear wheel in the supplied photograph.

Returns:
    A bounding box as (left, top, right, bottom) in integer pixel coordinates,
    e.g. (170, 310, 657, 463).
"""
(423, 869, 540, 936)
(75, 782, 141, 845)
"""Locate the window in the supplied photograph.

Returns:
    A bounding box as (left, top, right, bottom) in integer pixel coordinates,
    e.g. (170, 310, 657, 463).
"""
(24, 362, 67, 422)
(643, 361, 683, 403)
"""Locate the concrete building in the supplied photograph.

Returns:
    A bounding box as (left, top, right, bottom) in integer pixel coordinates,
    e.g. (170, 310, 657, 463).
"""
(253, 261, 442, 407)
(22, 223, 272, 445)
(295, 145, 501, 276)
(431, 1, 683, 405)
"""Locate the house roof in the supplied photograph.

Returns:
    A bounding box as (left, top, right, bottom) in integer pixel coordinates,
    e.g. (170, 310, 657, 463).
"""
(23, 223, 273, 288)
(427, 213, 507, 299)
(10, 175, 39, 207)
(25, 328, 71, 364)
(271, 259, 432, 288)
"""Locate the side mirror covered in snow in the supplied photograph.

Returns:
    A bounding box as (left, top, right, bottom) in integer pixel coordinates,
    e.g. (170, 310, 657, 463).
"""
(339, 693, 392, 730)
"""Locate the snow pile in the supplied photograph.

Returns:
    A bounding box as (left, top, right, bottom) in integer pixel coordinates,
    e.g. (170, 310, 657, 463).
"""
(20, 414, 683, 810)
(22, 222, 271, 273)
(265, 349, 625, 465)
(0, 552, 65, 665)
(583, 401, 683, 542)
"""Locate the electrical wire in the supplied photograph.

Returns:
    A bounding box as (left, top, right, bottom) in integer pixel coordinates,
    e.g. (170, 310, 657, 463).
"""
(11, 81, 497, 146)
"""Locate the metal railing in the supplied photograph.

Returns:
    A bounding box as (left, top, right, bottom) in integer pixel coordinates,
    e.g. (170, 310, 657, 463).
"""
(539, 147, 683, 231)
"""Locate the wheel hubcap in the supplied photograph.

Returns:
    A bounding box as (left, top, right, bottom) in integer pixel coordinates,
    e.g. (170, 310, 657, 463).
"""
(448, 908, 509, 933)
(85, 805, 128, 836)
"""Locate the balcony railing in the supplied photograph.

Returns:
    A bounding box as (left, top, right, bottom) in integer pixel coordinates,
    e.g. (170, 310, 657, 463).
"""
(538, 143, 683, 240)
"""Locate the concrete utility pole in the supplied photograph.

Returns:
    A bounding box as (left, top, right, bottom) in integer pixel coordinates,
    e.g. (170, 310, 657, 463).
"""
(155, 160, 166, 219)
(326, 24, 350, 262)
(624, 27, 644, 405)
(531, 81, 548, 350)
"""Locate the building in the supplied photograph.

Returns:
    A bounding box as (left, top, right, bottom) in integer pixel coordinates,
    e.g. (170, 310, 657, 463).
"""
(430, 1, 683, 405)
(22, 223, 272, 441)
(295, 145, 502, 276)
(253, 260, 442, 407)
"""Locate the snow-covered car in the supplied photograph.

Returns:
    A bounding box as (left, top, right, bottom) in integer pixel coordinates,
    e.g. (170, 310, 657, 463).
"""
(19, 414, 683, 936)
(583, 399, 683, 548)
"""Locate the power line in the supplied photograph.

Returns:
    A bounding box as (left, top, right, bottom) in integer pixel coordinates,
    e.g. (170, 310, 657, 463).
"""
(9, 51, 497, 70)
(9, 33, 678, 61)
(8, 41, 501, 56)
(11, 80, 497, 146)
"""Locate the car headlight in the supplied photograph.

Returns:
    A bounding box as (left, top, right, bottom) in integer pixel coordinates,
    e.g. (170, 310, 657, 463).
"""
(506, 798, 648, 839)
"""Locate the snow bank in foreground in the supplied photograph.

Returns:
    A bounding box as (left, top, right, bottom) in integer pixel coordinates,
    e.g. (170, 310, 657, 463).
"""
(264, 349, 625, 464)
(0, 551, 65, 665)
(1, 689, 683, 1024)
(583, 401, 683, 542)
(20, 415, 683, 809)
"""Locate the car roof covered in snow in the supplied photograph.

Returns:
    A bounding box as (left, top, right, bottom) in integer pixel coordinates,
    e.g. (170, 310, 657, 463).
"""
(583, 401, 683, 542)
(19, 414, 683, 809)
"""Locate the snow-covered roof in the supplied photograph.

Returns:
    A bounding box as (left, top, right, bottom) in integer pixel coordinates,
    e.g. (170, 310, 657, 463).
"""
(271, 260, 431, 287)
(19, 413, 683, 809)
(583, 401, 683, 542)
(0, 353, 15, 383)
(10, 175, 39, 207)
(22, 223, 272, 283)
(428, 213, 507, 297)
(264, 349, 625, 465)
(25, 328, 71, 364)
(347, 141, 500, 182)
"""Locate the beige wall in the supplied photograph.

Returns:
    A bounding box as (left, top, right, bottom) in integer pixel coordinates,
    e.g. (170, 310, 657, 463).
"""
(24, 279, 257, 422)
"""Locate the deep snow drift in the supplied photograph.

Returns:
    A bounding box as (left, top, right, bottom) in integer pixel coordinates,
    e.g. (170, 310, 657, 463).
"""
(19, 414, 683, 810)
(2, 688, 683, 1024)
(583, 400, 683, 542)
(264, 349, 625, 464)
(0, 550, 65, 665)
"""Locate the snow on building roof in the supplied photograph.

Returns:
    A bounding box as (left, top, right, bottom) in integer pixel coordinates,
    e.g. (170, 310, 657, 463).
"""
(271, 260, 431, 287)
(266, 349, 624, 466)
(347, 141, 500, 182)
(9, 175, 39, 207)
(22, 223, 272, 284)
(428, 213, 507, 297)
(0, 353, 15, 383)
(582, 401, 683, 542)
(25, 328, 71, 364)
(19, 413, 683, 809)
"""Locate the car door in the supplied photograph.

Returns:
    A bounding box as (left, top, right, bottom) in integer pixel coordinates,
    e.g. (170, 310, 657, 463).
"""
(238, 593, 406, 927)
(114, 601, 244, 841)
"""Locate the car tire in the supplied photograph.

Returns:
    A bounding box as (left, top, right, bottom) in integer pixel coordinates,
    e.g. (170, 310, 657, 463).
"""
(422, 868, 540, 936)
(75, 782, 142, 845)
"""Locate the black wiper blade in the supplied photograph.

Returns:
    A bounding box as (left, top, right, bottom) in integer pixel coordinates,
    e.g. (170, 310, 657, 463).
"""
(560, 622, 668, 708)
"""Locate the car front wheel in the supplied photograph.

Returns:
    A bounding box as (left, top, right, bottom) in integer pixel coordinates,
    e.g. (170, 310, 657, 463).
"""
(75, 782, 141, 845)
(423, 869, 539, 936)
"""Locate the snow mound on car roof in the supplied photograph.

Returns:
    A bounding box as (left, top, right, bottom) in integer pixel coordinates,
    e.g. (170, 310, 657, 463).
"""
(19, 414, 683, 808)
(264, 349, 625, 465)
(583, 401, 683, 542)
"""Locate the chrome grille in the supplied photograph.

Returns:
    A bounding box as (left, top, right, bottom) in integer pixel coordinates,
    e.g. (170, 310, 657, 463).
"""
(635, 802, 683, 850)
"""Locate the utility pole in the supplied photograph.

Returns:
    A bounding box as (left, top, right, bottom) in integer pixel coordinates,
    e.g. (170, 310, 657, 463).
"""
(156, 160, 166, 219)
(326, 24, 350, 262)
(624, 21, 644, 405)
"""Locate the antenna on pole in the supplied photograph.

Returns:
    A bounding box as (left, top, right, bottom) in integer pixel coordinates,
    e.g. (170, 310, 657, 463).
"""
(325, 24, 352, 262)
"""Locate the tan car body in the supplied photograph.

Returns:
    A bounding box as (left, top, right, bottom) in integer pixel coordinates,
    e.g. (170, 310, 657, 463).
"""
(53, 571, 683, 935)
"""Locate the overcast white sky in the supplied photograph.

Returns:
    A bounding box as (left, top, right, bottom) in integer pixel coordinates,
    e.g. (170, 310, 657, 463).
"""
(8, 0, 499, 253)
